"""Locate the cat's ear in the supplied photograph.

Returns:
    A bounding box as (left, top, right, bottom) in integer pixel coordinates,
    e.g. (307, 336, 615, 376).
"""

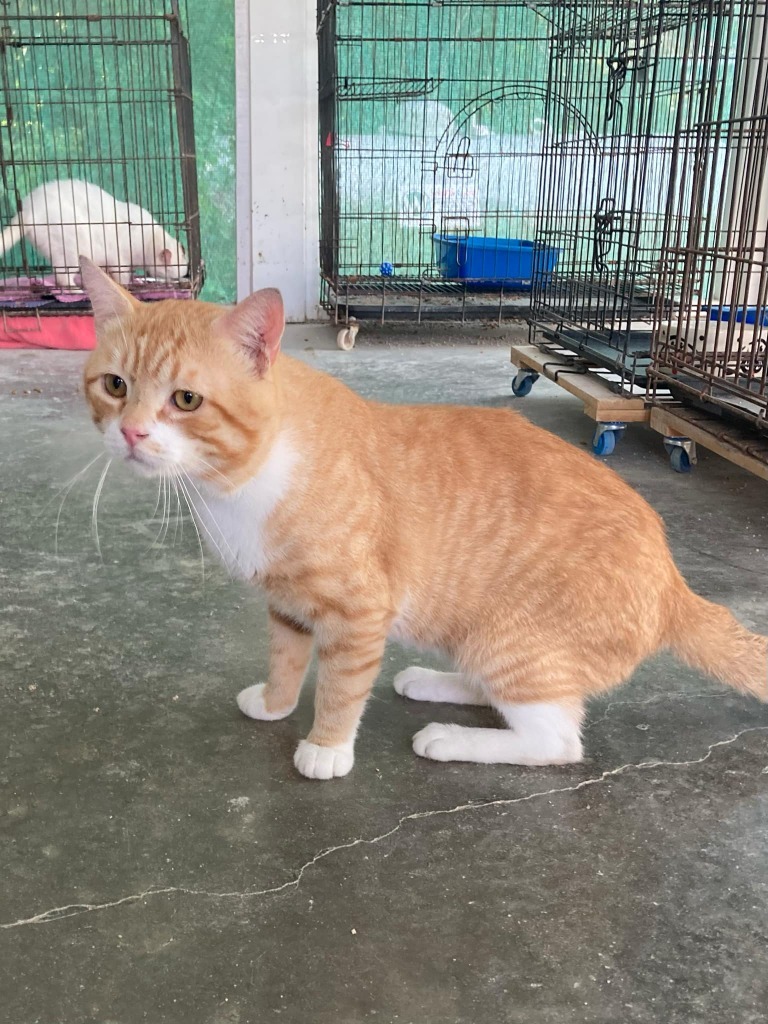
(79, 256, 139, 327)
(214, 288, 284, 376)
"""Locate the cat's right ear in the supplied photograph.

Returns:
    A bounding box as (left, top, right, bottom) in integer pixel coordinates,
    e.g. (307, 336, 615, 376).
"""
(213, 288, 285, 376)
(79, 256, 139, 328)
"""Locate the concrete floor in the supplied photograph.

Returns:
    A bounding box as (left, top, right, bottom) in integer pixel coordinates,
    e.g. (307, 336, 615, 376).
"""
(1, 325, 767, 1024)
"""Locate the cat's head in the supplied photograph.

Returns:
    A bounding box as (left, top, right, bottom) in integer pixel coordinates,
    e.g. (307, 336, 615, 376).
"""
(80, 257, 284, 492)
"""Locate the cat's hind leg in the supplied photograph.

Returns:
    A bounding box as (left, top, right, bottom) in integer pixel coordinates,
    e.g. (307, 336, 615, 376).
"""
(394, 666, 489, 705)
(412, 700, 584, 766)
(237, 607, 313, 721)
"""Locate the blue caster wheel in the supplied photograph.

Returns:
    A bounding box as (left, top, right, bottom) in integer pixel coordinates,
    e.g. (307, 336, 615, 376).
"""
(669, 446, 692, 473)
(592, 429, 617, 456)
(592, 423, 625, 456)
(512, 370, 538, 398)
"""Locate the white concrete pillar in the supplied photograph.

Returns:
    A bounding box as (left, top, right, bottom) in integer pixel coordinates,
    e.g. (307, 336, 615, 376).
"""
(235, 0, 320, 321)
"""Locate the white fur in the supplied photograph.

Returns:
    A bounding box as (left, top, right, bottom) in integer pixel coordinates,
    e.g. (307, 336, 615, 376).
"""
(104, 419, 192, 476)
(237, 683, 295, 721)
(412, 703, 584, 765)
(0, 179, 187, 287)
(294, 739, 354, 780)
(394, 666, 489, 705)
(192, 433, 299, 580)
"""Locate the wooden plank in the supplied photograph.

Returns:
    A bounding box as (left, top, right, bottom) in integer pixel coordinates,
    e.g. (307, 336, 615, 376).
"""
(649, 406, 768, 483)
(510, 343, 650, 423)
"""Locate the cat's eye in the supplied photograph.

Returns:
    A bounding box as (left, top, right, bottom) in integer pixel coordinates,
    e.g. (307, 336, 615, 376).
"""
(172, 389, 203, 412)
(104, 374, 127, 398)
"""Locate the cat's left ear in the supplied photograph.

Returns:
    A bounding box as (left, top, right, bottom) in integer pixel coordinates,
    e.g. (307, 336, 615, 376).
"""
(79, 256, 139, 328)
(214, 288, 284, 376)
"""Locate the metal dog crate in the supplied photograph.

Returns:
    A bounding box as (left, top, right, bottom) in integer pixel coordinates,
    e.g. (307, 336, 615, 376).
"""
(0, 0, 202, 320)
(529, 1, 715, 390)
(318, 0, 562, 332)
(649, 0, 768, 441)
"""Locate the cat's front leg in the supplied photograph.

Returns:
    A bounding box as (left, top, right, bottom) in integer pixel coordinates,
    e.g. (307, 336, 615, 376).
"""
(237, 607, 313, 721)
(294, 614, 389, 780)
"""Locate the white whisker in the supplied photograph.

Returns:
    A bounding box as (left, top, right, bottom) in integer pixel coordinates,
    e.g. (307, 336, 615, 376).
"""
(171, 477, 183, 546)
(150, 476, 163, 522)
(53, 451, 107, 555)
(158, 474, 173, 548)
(178, 476, 235, 580)
(150, 472, 168, 549)
(90, 458, 112, 561)
(175, 475, 205, 585)
(190, 455, 239, 491)
(182, 473, 241, 572)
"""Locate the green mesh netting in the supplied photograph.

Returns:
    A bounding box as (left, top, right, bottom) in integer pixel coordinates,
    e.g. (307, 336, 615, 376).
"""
(187, 0, 235, 303)
(0, 1, 235, 304)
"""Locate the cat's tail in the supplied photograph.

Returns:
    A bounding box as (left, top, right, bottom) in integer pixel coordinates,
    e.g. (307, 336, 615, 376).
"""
(665, 577, 767, 700)
(0, 219, 22, 259)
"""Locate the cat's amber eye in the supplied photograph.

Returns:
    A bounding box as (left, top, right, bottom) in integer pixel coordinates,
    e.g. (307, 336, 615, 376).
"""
(172, 389, 203, 412)
(104, 374, 127, 398)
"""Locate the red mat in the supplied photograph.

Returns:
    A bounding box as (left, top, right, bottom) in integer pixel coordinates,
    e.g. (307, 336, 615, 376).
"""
(0, 315, 96, 350)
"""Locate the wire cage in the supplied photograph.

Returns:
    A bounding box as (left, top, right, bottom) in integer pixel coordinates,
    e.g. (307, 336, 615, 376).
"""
(318, 0, 563, 324)
(0, 0, 202, 319)
(529, 1, 716, 389)
(649, 1, 768, 435)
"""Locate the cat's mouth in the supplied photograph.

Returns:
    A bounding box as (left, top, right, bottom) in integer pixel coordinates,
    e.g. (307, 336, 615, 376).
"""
(124, 449, 163, 477)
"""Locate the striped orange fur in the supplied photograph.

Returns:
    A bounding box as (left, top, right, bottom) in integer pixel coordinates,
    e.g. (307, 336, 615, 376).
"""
(80, 258, 767, 779)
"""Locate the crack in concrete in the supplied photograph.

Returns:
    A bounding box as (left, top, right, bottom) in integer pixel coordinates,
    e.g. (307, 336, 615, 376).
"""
(585, 690, 729, 730)
(3, 724, 767, 931)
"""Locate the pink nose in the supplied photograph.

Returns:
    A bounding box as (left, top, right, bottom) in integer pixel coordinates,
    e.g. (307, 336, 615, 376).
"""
(121, 425, 149, 449)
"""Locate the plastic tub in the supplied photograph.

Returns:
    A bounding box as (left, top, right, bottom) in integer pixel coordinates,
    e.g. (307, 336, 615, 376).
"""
(433, 233, 560, 288)
(706, 305, 768, 326)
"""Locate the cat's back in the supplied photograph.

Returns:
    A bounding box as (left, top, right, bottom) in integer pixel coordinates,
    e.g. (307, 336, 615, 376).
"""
(370, 398, 661, 534)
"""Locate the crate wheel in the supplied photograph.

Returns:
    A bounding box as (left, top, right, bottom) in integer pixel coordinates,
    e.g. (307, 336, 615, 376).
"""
(669, 446, 692, 473)
(592, 428, 617, 457)
(511, 370, 538, 397)
(336, 320, 359, 351)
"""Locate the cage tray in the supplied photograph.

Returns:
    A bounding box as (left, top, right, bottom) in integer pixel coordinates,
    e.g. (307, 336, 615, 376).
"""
(0, 274, 194, 311)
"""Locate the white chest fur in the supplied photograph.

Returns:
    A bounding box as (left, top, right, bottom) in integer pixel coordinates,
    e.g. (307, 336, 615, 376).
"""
(191, 433, 298, 580)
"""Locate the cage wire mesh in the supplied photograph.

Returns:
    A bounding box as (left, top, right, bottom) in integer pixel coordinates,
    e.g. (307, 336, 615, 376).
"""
(528, 1, 725, 388)
(318, 0, 560, 323)
(650, 0, 768, 433)
(0, 0, 202, 315)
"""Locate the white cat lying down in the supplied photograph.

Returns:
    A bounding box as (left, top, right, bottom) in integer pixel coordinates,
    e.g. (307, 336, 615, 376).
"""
(0, 179, 187, 289)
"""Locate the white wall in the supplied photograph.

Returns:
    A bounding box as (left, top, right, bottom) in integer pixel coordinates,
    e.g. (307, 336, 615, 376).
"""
(235, 0, 320, 321)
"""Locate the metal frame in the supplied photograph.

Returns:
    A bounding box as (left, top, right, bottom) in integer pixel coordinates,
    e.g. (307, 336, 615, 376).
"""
(318, 0, 561, 325)
(650, 0, 768, 435)
(0, 0, 202, 314)
(529, 1, 718, 387)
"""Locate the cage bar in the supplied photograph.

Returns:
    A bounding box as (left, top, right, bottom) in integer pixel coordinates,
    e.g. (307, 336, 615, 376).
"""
(0, 0, 202, 317)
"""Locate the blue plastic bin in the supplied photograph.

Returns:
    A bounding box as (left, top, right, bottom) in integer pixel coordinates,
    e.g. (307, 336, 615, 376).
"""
(706, 305, 768, 326)
(433, 233, 560, 288)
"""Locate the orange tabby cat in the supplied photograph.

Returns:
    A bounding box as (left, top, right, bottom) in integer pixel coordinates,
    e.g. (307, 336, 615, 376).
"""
(80, 256, 767, 780)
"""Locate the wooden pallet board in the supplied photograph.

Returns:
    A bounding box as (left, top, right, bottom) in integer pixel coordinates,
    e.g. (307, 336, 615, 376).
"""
(510, 344, 650, 423)
(649, 406, 768, 482)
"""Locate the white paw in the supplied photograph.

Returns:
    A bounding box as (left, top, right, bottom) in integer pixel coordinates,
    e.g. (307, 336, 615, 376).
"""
(394, 666, 435, 699)
(412, 722, 463, 761)
(236, 683, 294, 722)
(293, 740, 354, 780)
(394, 666, 488, 705)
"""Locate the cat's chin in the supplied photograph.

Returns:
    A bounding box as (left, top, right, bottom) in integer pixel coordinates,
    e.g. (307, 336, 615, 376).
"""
(123, 452, 167, 478)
